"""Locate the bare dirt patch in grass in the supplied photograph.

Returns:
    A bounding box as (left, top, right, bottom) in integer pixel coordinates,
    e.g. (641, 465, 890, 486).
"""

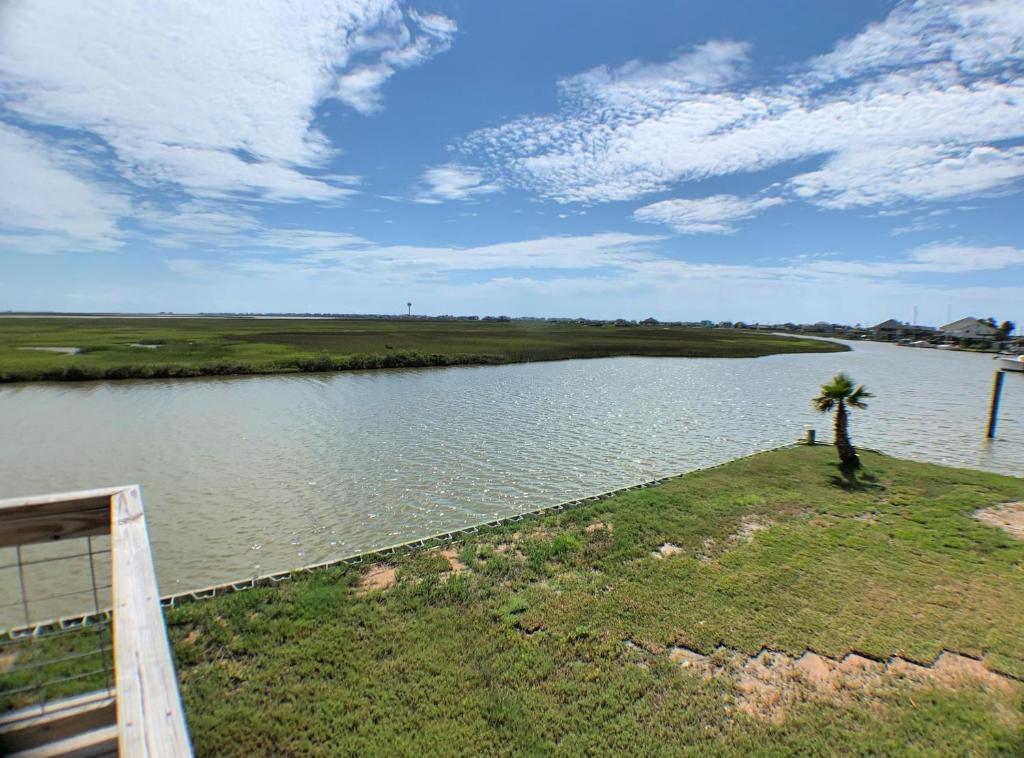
(652, 543, 683, 559)
(661, 644, 1018, 723)
(693, 516, 774, 562)
(438, 547, 469, 580)
(0, 652, 17, 673)
(696, 536, 717, 562)
(733, 515, 771, 543)
(440, 547, 468, 572)
(355, 564, 397, 595)
(927, 652, 1015, 693)
(974, 502, 1024, 540)
(495, 543, 525, 560)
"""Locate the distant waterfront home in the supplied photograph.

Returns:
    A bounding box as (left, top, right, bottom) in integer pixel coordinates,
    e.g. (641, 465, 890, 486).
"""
(872, 319, 938, 341)
(872, 319, 904, 340)
(940, 317, 999, 341)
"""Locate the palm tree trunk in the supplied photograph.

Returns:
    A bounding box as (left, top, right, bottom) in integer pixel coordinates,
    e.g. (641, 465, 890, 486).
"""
(834, 402, 858, 465)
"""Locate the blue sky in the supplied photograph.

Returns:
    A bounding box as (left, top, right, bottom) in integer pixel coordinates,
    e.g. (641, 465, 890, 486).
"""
(1, 0, 1023, 326)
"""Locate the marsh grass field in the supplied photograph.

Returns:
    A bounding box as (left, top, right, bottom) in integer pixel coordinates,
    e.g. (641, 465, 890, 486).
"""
(0, 317, 846, 382)
(5, 446, 1023, 755)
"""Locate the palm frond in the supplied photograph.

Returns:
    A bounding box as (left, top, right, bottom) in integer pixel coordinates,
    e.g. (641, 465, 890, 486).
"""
(816, 373, 853, 401)
(815, 373, 873, 412)
(812, 395, 835, 413)
(848, 385, 873, 409)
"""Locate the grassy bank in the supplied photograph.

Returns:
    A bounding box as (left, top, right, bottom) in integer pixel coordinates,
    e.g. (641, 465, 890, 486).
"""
(152, 446, 1023, 754)
(0, 317, 846, 382)
(4, 446, 1024, 753)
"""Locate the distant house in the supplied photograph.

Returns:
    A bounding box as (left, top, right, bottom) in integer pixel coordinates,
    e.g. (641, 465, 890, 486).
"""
(872, 319, 905, 340)
(872, 319, 937, 341)
(940, 317, 998, 341)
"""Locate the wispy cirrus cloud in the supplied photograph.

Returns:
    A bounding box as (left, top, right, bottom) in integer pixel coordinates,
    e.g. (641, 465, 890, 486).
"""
(0, 123, 129, 253)
(229, 231, 663, 276)
(792, 144, 1024, 209)
(803, 242, 1024, 277)
(415, 164, 501, 203)
(466, 0, 1024, 213)
(157, 232, 1024, 323)
(336, 10, 457, 114)
(166, 226, 1024, 285)
(0, 0, 455, 254)
(0, 0, 455, 202)
(634, 194, 784, 234)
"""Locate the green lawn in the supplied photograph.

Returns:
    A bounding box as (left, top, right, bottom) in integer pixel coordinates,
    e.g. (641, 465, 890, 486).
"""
(4, 447, 1021, 753)
(0, 317, 845, 382)
(153, 446, 1024, 755)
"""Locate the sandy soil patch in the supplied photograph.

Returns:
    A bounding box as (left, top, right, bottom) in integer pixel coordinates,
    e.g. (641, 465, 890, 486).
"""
(975, 503, 1024, 540)
(0, 652, 17, 673)
(355, 564, 397, 595)
(652, 543, 683, 559)
(661, 644, 1017, 723)
(16, 346, 81, 355)
(440, 547, 468, 572)
(438, 547, 469, 580)
(734, 515, 771, 543)
(696, 536, 717, 562)
(495, 543, 526, 560)
(927, 651, 1015, 693)
(688, 518, 774, 563)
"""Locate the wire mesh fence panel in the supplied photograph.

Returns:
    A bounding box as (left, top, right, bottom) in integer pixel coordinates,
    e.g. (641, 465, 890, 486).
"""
(0, 534, 114, 713)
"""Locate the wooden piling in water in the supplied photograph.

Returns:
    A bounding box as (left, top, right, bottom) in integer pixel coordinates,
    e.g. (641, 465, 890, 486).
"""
(987, 370, 1005, 439)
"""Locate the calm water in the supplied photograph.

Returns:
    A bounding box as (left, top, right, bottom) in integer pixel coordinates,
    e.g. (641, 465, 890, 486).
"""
(1, 340, 1020, 624)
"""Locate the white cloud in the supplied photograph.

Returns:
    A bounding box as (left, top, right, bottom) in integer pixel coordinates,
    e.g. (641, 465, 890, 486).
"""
(134, 201, 262, 248)
(906, 242, 1024, 272)
(152, 233, 1024, 324)
(165, 258, 217, 278)
(791, 144, 1024, 208)
(0, 0, 455, 203)
(335, 66, 396, 115)
(800, 242, 1024, 277)
(467, 0, 1024, 208)
(239, 231, 664, 275)
(415, 164, 501, 203)
(634, 194, 783, 234)
(335, 11, 456, 114)
(0, 123, 129, 253)
(257, 229, 370, 252)
(178, 224, 1024, 285)
(562, 40, 750, 97)
(808, 0, 1024, 82)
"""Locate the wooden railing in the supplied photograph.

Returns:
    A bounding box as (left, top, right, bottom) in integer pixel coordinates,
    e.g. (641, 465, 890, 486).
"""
(0, 486, 192, 757)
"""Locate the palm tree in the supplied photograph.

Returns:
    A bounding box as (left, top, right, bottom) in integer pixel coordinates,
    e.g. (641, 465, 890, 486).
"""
(813, 373, 872, 466)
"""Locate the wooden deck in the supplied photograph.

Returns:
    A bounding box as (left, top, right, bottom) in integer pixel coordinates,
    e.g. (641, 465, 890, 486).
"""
(0, 487, 191, 757)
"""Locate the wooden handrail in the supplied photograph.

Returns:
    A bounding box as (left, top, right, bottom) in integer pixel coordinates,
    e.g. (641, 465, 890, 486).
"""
(0, 486, 192, 756)
(111, 486, 192, 756)
(0, 486, 126, 548)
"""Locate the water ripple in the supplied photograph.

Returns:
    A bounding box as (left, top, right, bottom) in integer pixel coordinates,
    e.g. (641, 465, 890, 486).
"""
(0, 340, 1020, 623)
